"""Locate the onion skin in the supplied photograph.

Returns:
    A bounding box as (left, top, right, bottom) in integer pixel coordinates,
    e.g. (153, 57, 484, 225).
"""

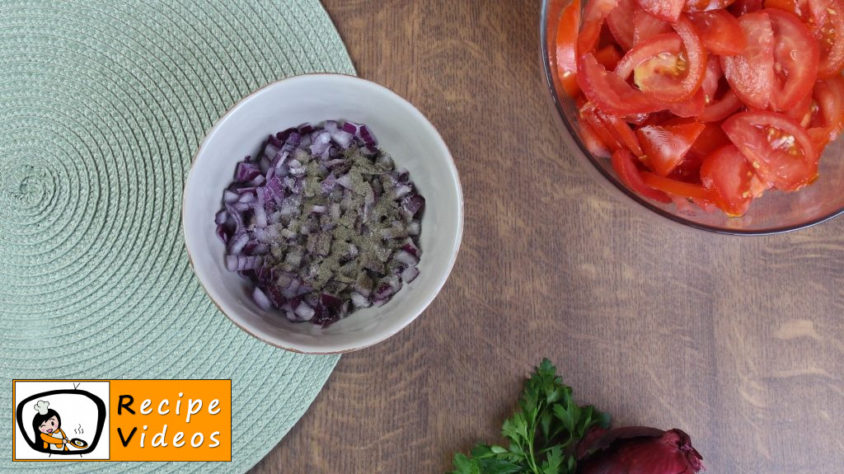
(576, 427, 703, 474)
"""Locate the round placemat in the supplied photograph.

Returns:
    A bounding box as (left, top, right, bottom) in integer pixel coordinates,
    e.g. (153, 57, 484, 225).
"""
(0, 0, 354, 471)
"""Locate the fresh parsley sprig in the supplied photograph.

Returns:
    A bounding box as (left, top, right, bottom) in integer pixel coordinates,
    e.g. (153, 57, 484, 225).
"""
(452, 359, 610, 474)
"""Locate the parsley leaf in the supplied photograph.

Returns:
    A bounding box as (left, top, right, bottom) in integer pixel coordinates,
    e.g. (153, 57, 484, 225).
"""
(451, 359, 610, 474)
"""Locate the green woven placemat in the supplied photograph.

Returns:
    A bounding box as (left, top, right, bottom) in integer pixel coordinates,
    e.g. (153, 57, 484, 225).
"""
(0, 0, 355, 471)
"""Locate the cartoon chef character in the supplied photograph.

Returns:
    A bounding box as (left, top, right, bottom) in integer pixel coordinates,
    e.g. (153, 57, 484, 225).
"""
(32, 400, 69, 451)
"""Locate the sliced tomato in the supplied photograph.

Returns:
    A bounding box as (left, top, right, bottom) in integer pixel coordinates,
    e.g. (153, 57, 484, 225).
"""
(554, 0, 581, 98)
(637, 121, 706, 175)
(700, 145, 756, 215)
(690, 122, 732, 156)
(700, 89, 744, 121)
(766, 9, 820, 111)
(585, 0, 621, 22)
(642, 171, 714, 199)
(581, 102, 625, 151)
(636, 16, 708, 103)
(633, 9, 672, 45)
(616, 34, 684, 78)
(786, 91, 816, 126)
(611, 149, 673, 202)
(685, 0, 737, 10)
(595, 45, 623, 69)
(601, 111, 645, 156)
(766, 0, 844, 77)
(808, 75, 844, 146)
(722, 110, 819, 190)
(721, 11, 776, 109)
(815, 0, 844, 77)
(689, 10, 747, 55)
(578, 54, 665, 115)
(579, 121, 613, 158)
(816, 75, 844, 134)
(668, 151, 707, 182)
(731, 0, 765, 14)
(669, 88, 707, 116)
(701, 55, 723, 100)
(607, 0, 637, 49)
(616, 17, 707, 104)
(637, 0, 686, 22)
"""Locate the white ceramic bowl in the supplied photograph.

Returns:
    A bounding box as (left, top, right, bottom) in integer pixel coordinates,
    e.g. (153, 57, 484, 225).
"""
(183, 74, 463, 353)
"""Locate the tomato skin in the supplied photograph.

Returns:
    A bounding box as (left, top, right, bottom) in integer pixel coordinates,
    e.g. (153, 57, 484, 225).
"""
(611, 149, 673, 202)
(689, 10, 747, 55)
(721, 11, 776, 109)
(722, 110, 819, 190)
(637, 0, 686, 22)
(554, 0, 581, 98)
(636, 121, 707, 176)
(700, 89, 744, 122)
(700, 145, 756, 215)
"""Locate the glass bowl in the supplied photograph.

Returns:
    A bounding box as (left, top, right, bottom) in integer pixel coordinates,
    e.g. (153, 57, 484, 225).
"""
(540, 0, 844, 234)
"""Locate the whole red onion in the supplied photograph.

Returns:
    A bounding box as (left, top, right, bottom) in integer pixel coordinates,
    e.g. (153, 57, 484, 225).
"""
(576, 426, 703, 474)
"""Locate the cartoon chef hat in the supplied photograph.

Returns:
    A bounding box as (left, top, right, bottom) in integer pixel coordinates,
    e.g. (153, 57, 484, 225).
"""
(34, 400, 50, 415)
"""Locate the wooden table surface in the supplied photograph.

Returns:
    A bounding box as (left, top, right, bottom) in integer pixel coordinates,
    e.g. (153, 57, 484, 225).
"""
(252, 1, 844, 472)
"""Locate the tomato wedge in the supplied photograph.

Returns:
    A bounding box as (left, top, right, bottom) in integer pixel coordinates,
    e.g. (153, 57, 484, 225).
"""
(616, 17, 707, 104)
(637, 121, 706, 175)
(578, 54, 664, 115)
(637, 0, 686, 21)
(721, 11, 776, 108)
(641, 171, 714, 199)
(579, 121, 613, 158)
(690, 122, 732, 157)
(731, 0, 764, 14)
(767, 9, 820, 110)
(700, 145, 756, 215)
(611, 149, 672, 202)
(668, 89, 707, 116)
(595, 45, 623, 69)
(689, 10, 747, 55)
(685, 0, 737, 10)
(607, 0, 637, 49)
(633, 9, 672, 45)
(766, 0, 844, 77)
(555, 0, 581, 97)
(722, 110, 819, 190)
(808, 75, 844, 147)
(700, 89, 744, 121)
(815, 0, 844, 77)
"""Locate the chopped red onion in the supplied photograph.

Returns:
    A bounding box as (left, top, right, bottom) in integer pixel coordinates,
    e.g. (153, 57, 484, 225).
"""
(216, 120, 424, 326)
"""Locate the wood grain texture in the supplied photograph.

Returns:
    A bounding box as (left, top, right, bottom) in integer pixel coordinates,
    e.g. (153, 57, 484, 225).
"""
(251, 1, 844, 472)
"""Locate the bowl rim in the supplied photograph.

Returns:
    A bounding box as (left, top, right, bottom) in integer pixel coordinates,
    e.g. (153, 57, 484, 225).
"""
(182, 73, 464, 354)
(539, 0, 843, 236)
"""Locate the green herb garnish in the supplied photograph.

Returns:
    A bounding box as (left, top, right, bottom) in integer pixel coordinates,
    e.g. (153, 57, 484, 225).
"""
(451, 359, 610, 474)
